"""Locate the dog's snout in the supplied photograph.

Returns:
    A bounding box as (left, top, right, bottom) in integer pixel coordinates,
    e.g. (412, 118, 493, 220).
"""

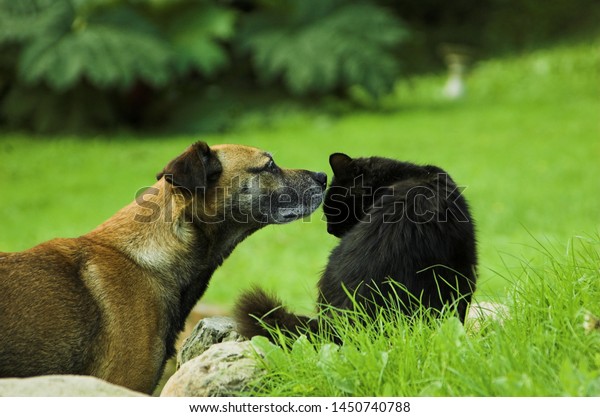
(312, 171, 327, 187)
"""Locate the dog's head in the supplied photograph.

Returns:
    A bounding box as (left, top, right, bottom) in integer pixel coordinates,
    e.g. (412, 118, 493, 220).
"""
(157, 141, 327, 227)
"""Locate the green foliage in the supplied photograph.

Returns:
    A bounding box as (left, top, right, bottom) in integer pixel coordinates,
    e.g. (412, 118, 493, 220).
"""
(160, 1, 236, 77)
(1, 83, 118, 133)
(1, 0, 173, 90)
(0, 0, 408, 132)
(2, 0, 597, 133)
(238, 0, 408, 96)
(0, 0, 235, 132)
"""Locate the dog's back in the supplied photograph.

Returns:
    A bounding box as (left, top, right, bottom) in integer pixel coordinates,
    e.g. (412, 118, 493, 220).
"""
(0, 239, 101, 377)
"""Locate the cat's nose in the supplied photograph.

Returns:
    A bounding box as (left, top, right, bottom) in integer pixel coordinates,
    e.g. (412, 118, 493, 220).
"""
(312, 172, 327, 187)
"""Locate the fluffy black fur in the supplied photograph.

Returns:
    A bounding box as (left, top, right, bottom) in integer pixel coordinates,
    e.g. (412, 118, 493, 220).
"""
(235, 287, 318, 339)
(235, 153, 477, 341)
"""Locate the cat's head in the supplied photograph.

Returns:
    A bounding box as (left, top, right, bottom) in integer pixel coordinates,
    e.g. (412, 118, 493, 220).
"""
(323, 153, 440, 238)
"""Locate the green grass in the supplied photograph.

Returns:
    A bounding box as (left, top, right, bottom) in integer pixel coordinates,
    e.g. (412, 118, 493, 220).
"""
(248, 235, 600, 396)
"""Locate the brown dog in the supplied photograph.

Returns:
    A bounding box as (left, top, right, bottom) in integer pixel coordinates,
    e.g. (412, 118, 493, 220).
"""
(0, 141, 326, 394)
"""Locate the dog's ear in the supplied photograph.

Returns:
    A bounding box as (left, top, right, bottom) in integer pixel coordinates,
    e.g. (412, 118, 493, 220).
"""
(329, 153, 354, 180)
(157, 141, 222, 193)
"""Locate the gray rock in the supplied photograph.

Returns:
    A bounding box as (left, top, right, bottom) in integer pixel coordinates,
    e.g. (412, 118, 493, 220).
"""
(0, 375, 147, 397)
(177, 316, 244, 368)
(584, 310, 600, 333)
(161, 341, 263, 397)
(466, 301, 509, 332)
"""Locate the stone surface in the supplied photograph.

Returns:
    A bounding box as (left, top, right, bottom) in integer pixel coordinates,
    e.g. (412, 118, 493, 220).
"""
(161, 340, 263, 397)
(177, 316, 244, 368)
(466, 301, 509, 332)
(583, 311, 600, 333)
(0, 375, 147, 397)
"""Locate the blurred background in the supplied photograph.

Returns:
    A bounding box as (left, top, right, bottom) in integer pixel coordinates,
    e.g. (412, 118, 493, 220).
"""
(1, 0, 599, 134)
(1, 0, 599, 308)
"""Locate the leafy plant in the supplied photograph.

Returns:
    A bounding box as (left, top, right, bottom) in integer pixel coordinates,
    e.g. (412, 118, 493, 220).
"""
(1, 0, 173, 91)
(238, 0, 408, 97)
(157, 0, 236, 78)
(0, 0, 236, 132)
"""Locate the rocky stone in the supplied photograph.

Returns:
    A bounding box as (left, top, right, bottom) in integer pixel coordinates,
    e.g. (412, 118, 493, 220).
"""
(161, 340, 263, 397)
(583, 310, 600, 333)
(466, 301, 509, 332)
(0, 375, 147, 397)
(161, 305, 512, 398)
(177, 316, 244, 368)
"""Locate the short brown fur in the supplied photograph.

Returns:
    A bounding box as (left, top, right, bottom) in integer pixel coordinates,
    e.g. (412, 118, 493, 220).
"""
(0, 142, 326, 394)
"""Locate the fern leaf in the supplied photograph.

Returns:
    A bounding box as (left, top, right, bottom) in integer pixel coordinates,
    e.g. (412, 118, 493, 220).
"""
(18, 14, 173, 90)
(0, 0, 72, 43)
(239, 0, 408, 96)
(163, 3, 236, 77)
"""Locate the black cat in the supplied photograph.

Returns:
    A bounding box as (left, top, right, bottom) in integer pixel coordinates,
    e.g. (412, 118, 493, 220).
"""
(235, 153, 477, 340)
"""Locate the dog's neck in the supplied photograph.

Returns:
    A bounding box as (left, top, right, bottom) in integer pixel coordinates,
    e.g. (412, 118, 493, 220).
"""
(89, 182, 190, 272)
(89, 179, 255, 280)
(87, 179, 259, 358)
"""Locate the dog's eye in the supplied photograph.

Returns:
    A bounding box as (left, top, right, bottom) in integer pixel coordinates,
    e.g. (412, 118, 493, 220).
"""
(264, 159, 279, 174)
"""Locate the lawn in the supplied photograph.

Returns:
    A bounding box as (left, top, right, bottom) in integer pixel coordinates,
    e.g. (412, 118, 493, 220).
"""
(1, 37, 599, 396)
(249, 234, 600, 396)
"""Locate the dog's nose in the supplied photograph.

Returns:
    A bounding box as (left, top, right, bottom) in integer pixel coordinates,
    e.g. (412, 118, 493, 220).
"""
(312, 172, 327, 187)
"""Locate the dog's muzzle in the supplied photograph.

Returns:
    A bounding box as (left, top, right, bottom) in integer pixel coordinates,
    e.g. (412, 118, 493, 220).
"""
(270, 171, 327, 224)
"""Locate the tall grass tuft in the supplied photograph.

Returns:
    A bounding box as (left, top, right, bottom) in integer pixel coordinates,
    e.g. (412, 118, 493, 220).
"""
(247, 235, 600, 396)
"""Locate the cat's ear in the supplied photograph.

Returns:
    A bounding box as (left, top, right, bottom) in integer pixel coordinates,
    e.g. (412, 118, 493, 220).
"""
(329, 153, 354, 180)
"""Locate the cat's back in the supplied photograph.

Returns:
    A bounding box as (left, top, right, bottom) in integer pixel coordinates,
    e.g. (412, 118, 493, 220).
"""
(368, 165, 466, 225)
